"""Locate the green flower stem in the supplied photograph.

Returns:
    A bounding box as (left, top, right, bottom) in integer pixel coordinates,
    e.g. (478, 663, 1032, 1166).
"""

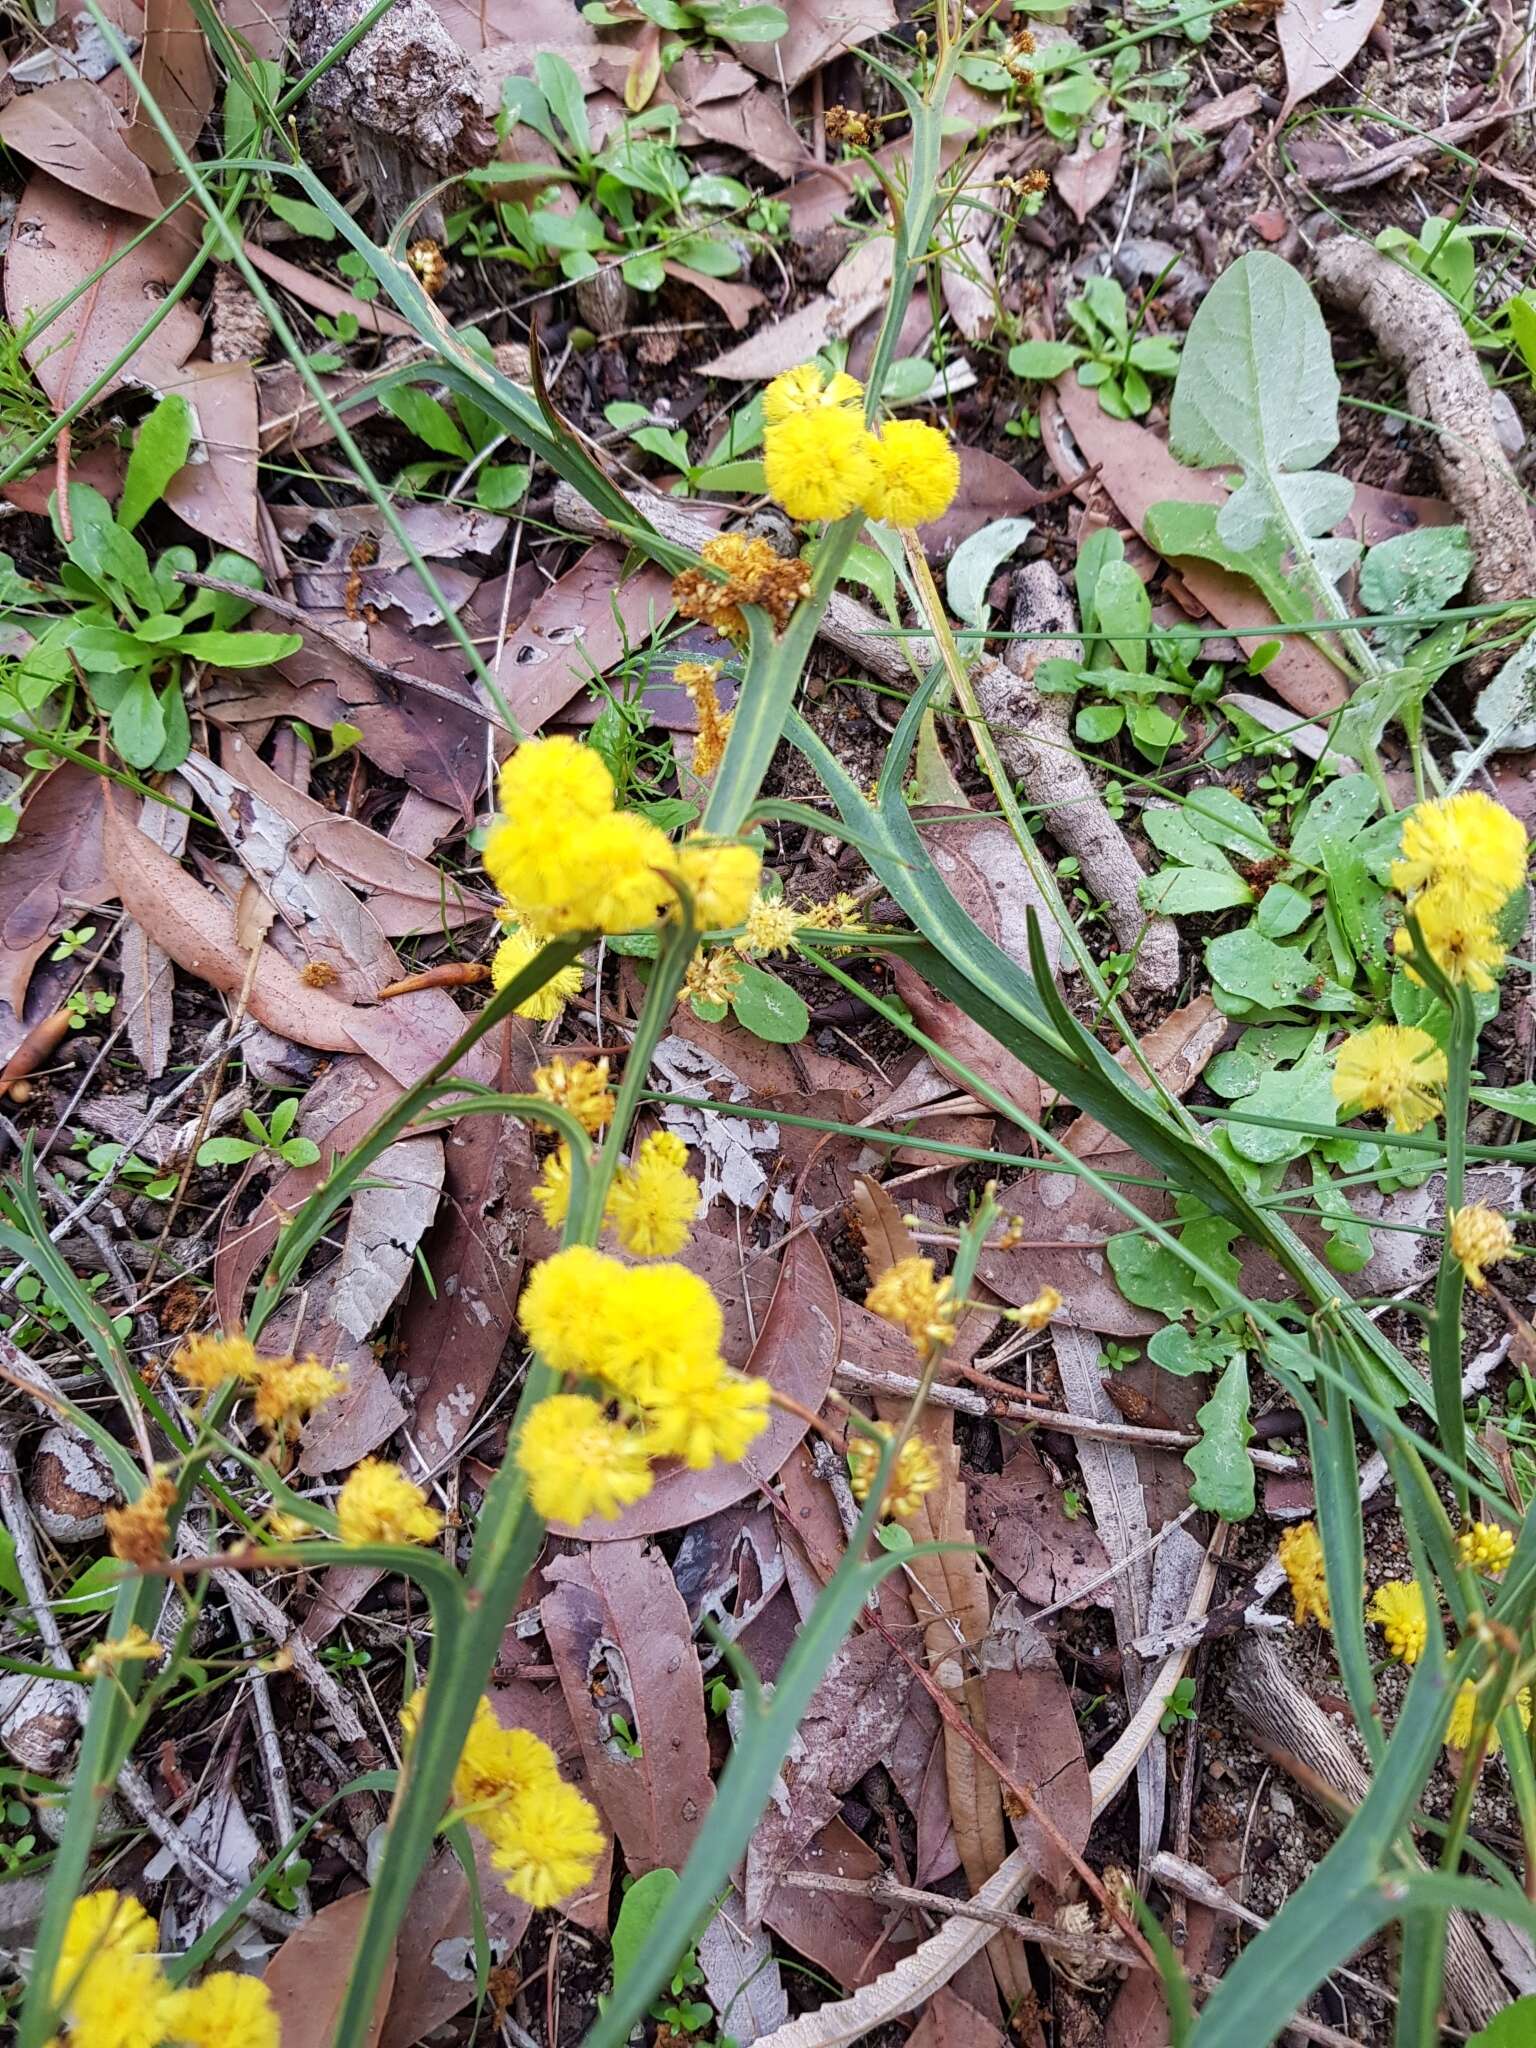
(1430, 984, 1477, 1517)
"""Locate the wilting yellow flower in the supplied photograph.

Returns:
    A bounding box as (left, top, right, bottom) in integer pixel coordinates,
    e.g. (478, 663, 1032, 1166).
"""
(738, 892, 798, 956)
(672, 532, 811, 640)
(861, 418, 960, 528)
(264, 1508, 317, 1543)
(675, 837, 761, 929)
(800, 891, 863, 933)
(676, 659, 734, 777)
(1006, 1285, 1062, 1331)
(1391, 791, 1527, 917)
(158, 1972, 280, 2048)
(1278, 1520, 1331, 1629)
(534, 1056, 614, 1136)
(251, 1357, 344, 1438)
(1450, 1204, 1515, 1291)
(682, 947, 743, 1007)
(484, 1772, 605, 1907)
(515, 1392, 653, 1522)
(104, 1474, 177, 1569)
(532, 1143, 574, 1231)
(763, 363, 863, 425)
(847, 1422, 942, 1520)
(764, 405, 877, 523)
(608, 1131, 699, 1258)
(81, 1624, 165, 1681)
(172, 1332, 262, 1390)
(1456, 1519, 1516, 1575)
(1446, 1679, 1532, 1755)
(1367, 1579, 1428, 1665)
(1394, 892, 1505, 992)
(636, 1357, 770, 1469)
(866, 1256, 955, 1356)
(1332, 1023, 1447, 1134)
(337, 1459, 443, 1547)
(490, 922, 585, 1019)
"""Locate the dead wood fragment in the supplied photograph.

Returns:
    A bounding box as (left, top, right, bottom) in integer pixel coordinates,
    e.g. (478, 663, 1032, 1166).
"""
(1314, 238, 1532, 611)
(970, 562, 1179, 996)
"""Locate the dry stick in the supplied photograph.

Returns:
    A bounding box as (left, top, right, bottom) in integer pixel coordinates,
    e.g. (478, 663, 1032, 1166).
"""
(224, 1589, 311, 1919)
(114, 1758, 303, 1939)
(781, 1868, 1144, 1968)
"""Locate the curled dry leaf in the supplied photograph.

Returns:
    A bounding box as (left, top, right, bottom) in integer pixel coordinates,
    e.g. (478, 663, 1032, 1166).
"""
(737, 0, 896, 88)
(1053, 112, 1125, 224)
(262, 1889, 396, 2048)
(497, 540, 678, 733)
(967, 1442, 1111, 1610)
(699, 235, 893, 382)
(763, 1817, 907, 1991)
(0, 80, 163, 217)
(159, 359, 260, 556)
(378, 1841, 531, 2048)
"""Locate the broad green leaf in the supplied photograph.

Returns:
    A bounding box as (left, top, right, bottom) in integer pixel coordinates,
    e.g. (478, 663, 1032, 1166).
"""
(1472, 1081, 1536, 1122)
(621, 250, 666, 291)
(669, 233, 741, 277)
(1094, 558, 1151, 673)
(1144, 498, 1318, 639)
(1007, 340, 1080, 380)
(60, 486, 157, 613)
(1206, 928, 1350, 1013)
(379, 386, 471, 459)
(1472, 626, 1536, 753)
(1358, 525, 1471, 660)
(1147, 1324, 1235, 1377)
(1129, 701, 1183, 761)
(119, 394, 193, 533)
(1181, 785, 1273, 857)
(1289, 772, 1380, 867)
(1107, 1232, 1204, 1318)
(278, 1137, 322, 1167)
(1075, 702, 1124, 742)
(57, 1555, 127, 1617)
(694, 457, 764, 495)
(111, 673, 166, 770)
(611, 1869, 680, 1990)
(198, 1136, 262, 1166)
(1140, 865, 1253, 915)
(475, 464, 531, 511)
(697, 2, 789, 40)
(1227, 1048, 1334, 1165)
(1254, 883, 1312, 938)
(0, 1525, 25, 1602)
(535, 52, 591, 158)
(1470, 1996, 1536, 2046)
(171, 630, 304, 667)
(68, 624, 146, 673)
(266, 193, 337, 241)
(1184, 1353, 1254, 1521)
(731, 963, 809, 1043)
(946, 516, 1035, 630)
(1142, 806, 1243, 876)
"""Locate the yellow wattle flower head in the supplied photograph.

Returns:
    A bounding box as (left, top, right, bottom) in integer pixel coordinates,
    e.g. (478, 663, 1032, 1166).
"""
(1278, 1520, 1331, 1629)
(1390, 791, 1527, 917)
(682, 946, 743, 1007)
(337, 1459, 443, 1547)
(532, 1142, 574, 1231)
(515, 1392, 653, 1522)
(251, 1356, 345, 1438)
(1007, 1284, 1063, 1331)
(861, 418, 961, 528)
(402, 1689, 562, 1810)
(607, 1131, 699, 1259)
(534, 1055, 614, 1135)
(1366, 1579, 1428, 1665)
(484, 1772, 606, 1908)
(635, 1356, 770, 1469)
(60, 1949, 172, 2048)
(159, 1972, 281, 2048)
(763, 404, 878, 523)
(486, 810, 676, 939)
(738, 891, 798, 956)
(1456, 1519, 1516, 1575)
(593, 1259, 725, 1401)
(1449, 1204, 1515, 1291)
(865, 1255, 956, 1356)
(674, 836, 762, 929)
(1446, 1678, 1532, 1755)
(80, 1624, 165, 1681)
(1394, 890, 1505, 993)
(497, 731, 613, 824)
(56, 1890, 158, 1992)
(519, 1243, 624, 1374)
(490, 921, 585, 1020)
(763, 362, 864, 424)
(1331, 1023, 1448, 1133)
(172, 1331, 262, 1390)
(847, 1422, 943, 1520)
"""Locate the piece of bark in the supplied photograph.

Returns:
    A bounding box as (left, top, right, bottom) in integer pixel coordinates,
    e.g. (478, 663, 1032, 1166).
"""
(1314, 238, 1532, 613)
(970, 561, 1179, 996)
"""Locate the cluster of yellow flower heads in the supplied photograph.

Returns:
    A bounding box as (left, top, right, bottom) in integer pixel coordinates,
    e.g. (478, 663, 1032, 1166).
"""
(515, 1245, 770, 1524)
(483, 737, 762, 1014)
(865, 1255, 957, 1361)
(1455, 1518, 1517, 1575)
(1390, 789, 1527, 993)
(535, 1126, 700, 1257)
(848, 1421, 943, 1520)
(401, 1691, 603, 1908)
(761, 364, 960, 529)
(49, 1891, 278, 2048)
(171, 1332, 343, 1447)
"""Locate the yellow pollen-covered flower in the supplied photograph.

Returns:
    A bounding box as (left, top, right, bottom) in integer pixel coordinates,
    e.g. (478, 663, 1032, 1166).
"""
(1394, 891, 1506, 992)
(1391, 791, 1527, 917)
(847, 1422, 943, 1520)
(637, 1359, 770, 1469)
(532, 1143, 574, 1231)
(484, 1773, 605, 1907)
(1007, 1284, 1062, 1331)
(593, 1259, 725, 1401)
(860, 418, 961, 528)
(738, 892, 799, 956)
(1332, 1023, 1447, 1134)
(497, 733, 614, 824)
(1446, 1679, 1532, 1755)
(264, 1508, 316, 1543)
(763, 362, 864, 424)
(682, 947, 743, 1007)
(490, 922, 586, 1020)
(515, 1392, 653, 1522)
(1456, 1519, 1516, 1575)
(763, 406, 878, 523)
(402, 1689, 563, 1815)
(158, 1972, 281, 2048)
(676, 659, 734, 777)
(172, 1332, 262, 1390)
(866, 1256, 956, 1356)
(1278, 1520, 1331, 1629)
(337, 1459, 443, 1547)
(1449, 1204, 1515, 1291)
(56, 1890, 159, 1994)
(534, 1056, 614, 1135)
(672, 532, 812, 641)
(251, 1356, 345, 1437)
(1366, 1579, 1428, 1665)
(59, 1948, 171, 2048)
(486, 809, 676, 939)
(520, 1244, 626, 1375)
(80, 1624, 165, 1681)
(673, 837, 762, 929)
(608, 1131, 699, 1258)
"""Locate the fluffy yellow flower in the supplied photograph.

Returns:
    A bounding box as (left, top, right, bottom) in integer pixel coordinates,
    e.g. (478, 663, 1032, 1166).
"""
(532, 1142, 574, 1231)
(1394, 892, 1505, 992)
(80, 1624, 165, 1680)
(674, 838, 762, 929)
(763, 362, 864, 424)
(860, 418, 961, 527)
(486, 811, 675, 939)
(591, 1260, 724, 1400)
(1446, 1679, 1532, 1755)
(1278, 1520, 1331, 1629)
(534, 1056, 614, 1136)
(1391, 791, 1527, 917)
(1450, 1204, 1515, 1291)
(682, 947, 743, 1007)
(1456, 1519, 1516, 1575)
(59, 1949, 171, 2048)
(158, 1972, 280, 2048)
(1007, 1284, 1062, 1331)
(607, 1131, 699, 1258)
(56, 1891, 158, 1996)
(337, 1459, 443, 1547)
(738, 893, 798, 956)
(763, 405, 877, 523)
(847, 1423, 942, 1520)
(1331, 1023, 1447, 1133)
(251, 1357, 344, 1437)
(637, 1359, 770, 1469)
(515, 1392, 653, 1522)
(1366, 1579, 1428, 1665)
(497, 733, 613, 825)
(865, 1256, 955, 1356)
(403, 1689, 563, 1813)
(172, 1332, 261, 1390)
(485, 1773, 605, 1907)
(490, 923, 585, 1020)
(520, 1244, 626, 1374)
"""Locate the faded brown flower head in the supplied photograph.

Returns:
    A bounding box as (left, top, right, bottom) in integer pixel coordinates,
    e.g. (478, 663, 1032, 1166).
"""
(408, 238, 449, 297)
(300, 960, 339, 989)
(676, 660, 733, 777)
(105, 1475, 177, 1568)
(1003, 29, 1036, 79)
(825, 103, 874, 148)
(1018, 166, 1049, 197)
(672, 533, 812, 643)
(682, 948, 743, 1007)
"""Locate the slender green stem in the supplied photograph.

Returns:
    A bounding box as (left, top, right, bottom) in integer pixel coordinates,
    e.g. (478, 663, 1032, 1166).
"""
(1430, 985, 1476, 1516)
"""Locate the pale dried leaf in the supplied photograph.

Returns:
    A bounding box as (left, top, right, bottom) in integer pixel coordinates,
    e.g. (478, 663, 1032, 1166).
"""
(1277, 0, 1385, 117)
(848, 1174, 918, 1280)
(161, 358, 260, 556)
(498, 540, 677, 732)
(328, 1132, 445, 1339)
(1054, 114, 1125, 224)
(737, 0, 896, 88)
(699, 1886, 790, 2044)
(126, 0, 215, 175)
(0, 81, 162, 215)
(263, 1891, 395, 2048)
(699, 236, 892, 381)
